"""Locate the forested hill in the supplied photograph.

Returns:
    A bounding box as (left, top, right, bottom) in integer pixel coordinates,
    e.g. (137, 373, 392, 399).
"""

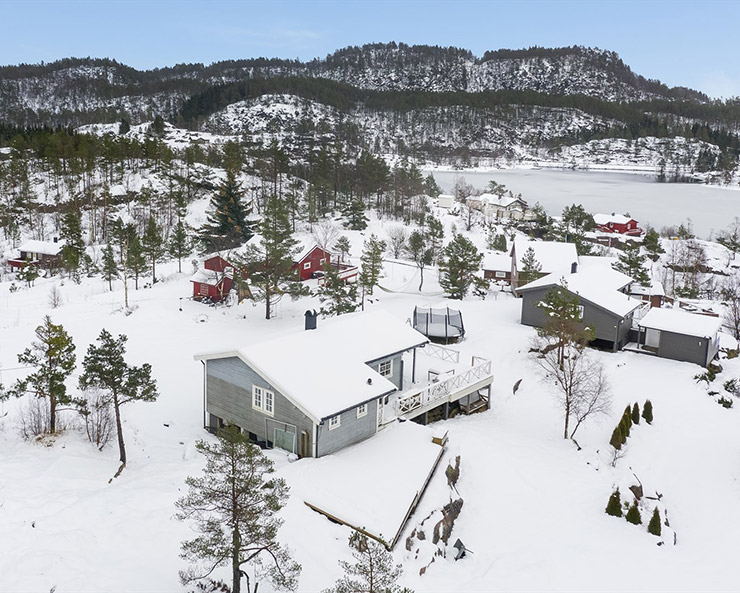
(0, 43, 717, 128)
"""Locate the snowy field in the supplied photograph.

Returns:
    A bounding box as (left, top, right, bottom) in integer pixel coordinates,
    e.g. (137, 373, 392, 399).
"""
(1, 239, 739, 592)
(430, 168, 740, 240)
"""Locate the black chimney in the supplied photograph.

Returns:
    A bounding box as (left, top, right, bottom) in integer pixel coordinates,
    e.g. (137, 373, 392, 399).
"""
(571, 262, 578, 274)
(305, 309, 318, 330)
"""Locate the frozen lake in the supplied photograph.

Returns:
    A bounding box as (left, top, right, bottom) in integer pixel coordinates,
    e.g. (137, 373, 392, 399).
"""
(429, 169, 740, 239)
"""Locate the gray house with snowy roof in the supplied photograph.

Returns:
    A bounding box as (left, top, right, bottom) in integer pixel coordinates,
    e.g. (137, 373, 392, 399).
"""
(637, 308, 722, 367)
(517, 266, 642, 352)
(194, 310, 429, 458)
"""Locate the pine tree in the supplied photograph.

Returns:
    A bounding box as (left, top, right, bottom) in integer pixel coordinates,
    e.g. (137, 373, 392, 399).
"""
(406, 230, 433, 291)
(643, 399, 653, 424)
(200, 170, 253, 251)
(142, 216, 165, 283)
(613, 242, 650, 286)
(334, 235, 352, 263)
(126, 233, 147, 290)
(60, 208, 85, 282)
(17, 263, 40, 287)
(625, 502, 642, 525)
(518, 246, 542, 287)
(647, 507, 662, 536)
(359, 234, 386, 298)
(102, 243, 118, 291)
(78, 330, 159, 475)
(4, 316, 77, 434)
(318, 264, 359, 317)
(175, 427, 301, 593)
(425, 215, 445, 264)
(323, 532, 406, 593)
(632, 402, 640, 425)
(237, 193, 308, 320)
(605, 489, 623, 517)
(439, 233, 483, 300)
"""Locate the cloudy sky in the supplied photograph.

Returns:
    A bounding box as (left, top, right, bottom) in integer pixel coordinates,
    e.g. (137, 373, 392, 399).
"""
(3, 0, 739, 99)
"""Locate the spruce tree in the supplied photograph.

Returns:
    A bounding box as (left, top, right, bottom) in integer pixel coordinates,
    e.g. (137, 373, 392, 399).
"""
(518, 246, 542, 287)
(200, 170, 253, 251)
(605, 489, 623, 517)
(643, 228, 665, 261)
(625, 502, 642, 525)
(612, 242, 650, 286)
(142, 216, 165, 283)
(175, 427, 301, 593)
(439, 233, 483, 300)
(126, 234, 147, 290)
(359, 234, 386, 298)
(60, 208, 85, 282)
(619, 415, 630, 444)
(425, 215, 445, 263)
(623, 406, 633, 430)
(334, 235, 352, 263)
(643, 399, 653, 424)
(5, 316, 78, 434)
(647, 507, 662, 536)
(102, 243, 118, 291)
(632, 402, 640, 425)
(344, 197, 369, 230)
(78, 330, 159, 475)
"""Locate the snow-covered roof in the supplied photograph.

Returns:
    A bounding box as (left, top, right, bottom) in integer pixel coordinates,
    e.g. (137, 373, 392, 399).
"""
(195, 310, 428, 421)
(629, 281, 665, 297)
(478, 192, 526, 209)
(518, 267, 640, 317)
(594, 213, 636, 225)
(639, 308, 723, 338)
(298, 421, 444, 545)
(482, 251, 511, 271)
(512, 239, 578, 273)
(246, 234, 326, 263)
(190, 269, 221, 286)
(17, 240, 65, 256)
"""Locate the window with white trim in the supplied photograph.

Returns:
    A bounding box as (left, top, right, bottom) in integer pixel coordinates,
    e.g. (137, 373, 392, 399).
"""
(328, 415, 341, 430)
(319, 258, 326, 265)
(577, 305, 585, 320)
(252, 385, 274, 416)
(378, 360, 392, 377)
(303, 261, 311, 270)
(495, 271, 506, 278)
(357, 403, 367, 418)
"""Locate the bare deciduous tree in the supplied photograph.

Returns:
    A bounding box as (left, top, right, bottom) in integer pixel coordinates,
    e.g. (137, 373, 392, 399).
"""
(386, 224, 408, 259)
(311, 219, 340, 256)
(721, 275, 740, 341)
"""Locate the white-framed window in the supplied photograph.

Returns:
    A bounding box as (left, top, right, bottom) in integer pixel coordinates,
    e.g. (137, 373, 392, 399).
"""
(378, 359, 393, 377)
(577, 305, 585, 320)
(319, 258, 326, 265)
(252, 385, 274, 416)
(357, 403, 367, 418)
(303, 261, 311, 270)
(495, 271, 506, 278)
(328, 415, 341, 430)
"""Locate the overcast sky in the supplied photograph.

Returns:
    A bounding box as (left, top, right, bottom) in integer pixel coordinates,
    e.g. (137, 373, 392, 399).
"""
(3, 0, 739, 99)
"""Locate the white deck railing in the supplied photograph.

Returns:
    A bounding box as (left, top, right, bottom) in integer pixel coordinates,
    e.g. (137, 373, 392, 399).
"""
(422, 342, 461, 364)
(397, 358, 492, 415)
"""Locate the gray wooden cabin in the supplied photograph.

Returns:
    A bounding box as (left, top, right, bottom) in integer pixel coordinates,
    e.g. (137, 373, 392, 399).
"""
(194, 310, 429, 458)
(637, 308, 722, 367)
(517, 267, 640, 352)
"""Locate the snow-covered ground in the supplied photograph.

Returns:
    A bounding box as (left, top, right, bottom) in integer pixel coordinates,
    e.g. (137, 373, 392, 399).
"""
(430, 168, 740, 240)
(1, 232, 739, 592)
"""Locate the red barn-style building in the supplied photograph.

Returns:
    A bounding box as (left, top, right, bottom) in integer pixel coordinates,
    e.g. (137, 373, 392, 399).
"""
(190, 255, 236, 302)
(593, 213, 642, 236)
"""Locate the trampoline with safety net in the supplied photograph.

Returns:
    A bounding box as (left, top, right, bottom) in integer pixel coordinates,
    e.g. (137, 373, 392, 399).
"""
(412, 306, 466, 344)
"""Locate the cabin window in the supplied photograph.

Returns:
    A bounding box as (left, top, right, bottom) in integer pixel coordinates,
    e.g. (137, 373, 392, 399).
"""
(328, 415, 341, 430)
(319, 258, 326, 265)
(495, 271, 506, 278)
(252, 385, 274, 416)
(379, 360, 393, 377)
(577, 305, 584, 320)
(303, 262, 311, 270)
(357, 403, 367, 418)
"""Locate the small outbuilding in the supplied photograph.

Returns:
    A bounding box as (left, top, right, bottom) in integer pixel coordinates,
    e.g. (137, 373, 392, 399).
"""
(637, 308, 722, 367)
(190, 255, 238, 303)
(594, 213, 642, 236)
(482, 251, 512, 284)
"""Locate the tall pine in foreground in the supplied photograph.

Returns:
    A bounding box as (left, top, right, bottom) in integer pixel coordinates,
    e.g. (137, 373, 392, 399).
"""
(613, 242, 650, 286)
(78, 330, 158, 476)
(200, 169, 253, 251)
(142, 216, 165, 283)
(175, 427, 301, 593)
(237, 193, 308, 320)
(359, 234, 386, 299)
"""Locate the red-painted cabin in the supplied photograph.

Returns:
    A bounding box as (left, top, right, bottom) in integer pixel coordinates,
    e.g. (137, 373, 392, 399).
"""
(191, 255, 235, 302)
(293, 245, 331, 281)
(593, 213, 642, 236)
